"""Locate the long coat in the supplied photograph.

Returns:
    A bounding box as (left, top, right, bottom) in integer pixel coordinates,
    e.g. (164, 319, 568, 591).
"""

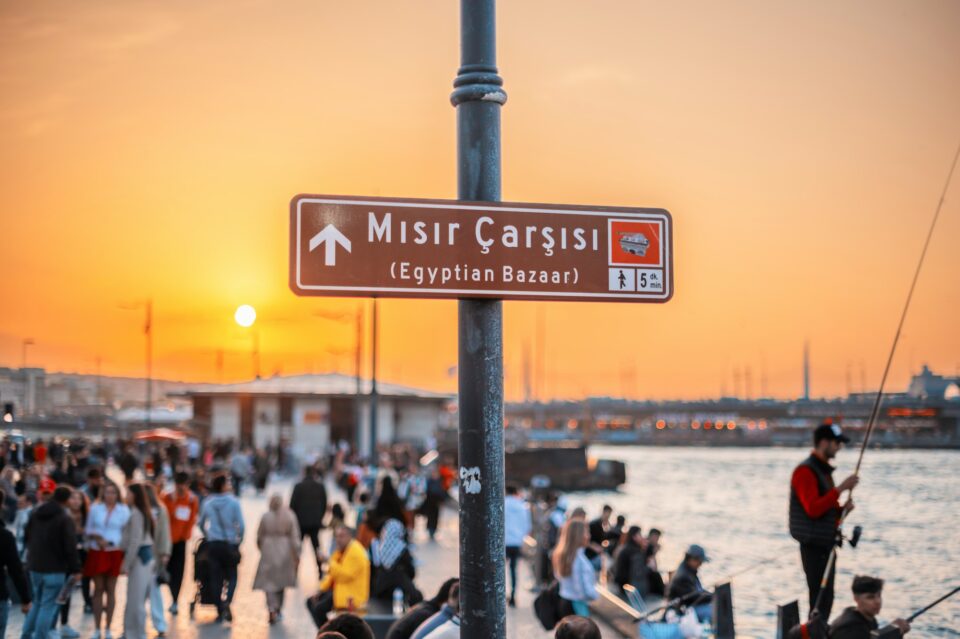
(252, 508, 300, 592)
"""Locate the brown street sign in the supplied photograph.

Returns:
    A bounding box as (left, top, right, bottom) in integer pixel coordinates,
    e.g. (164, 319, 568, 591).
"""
(289, 195, 673, 303)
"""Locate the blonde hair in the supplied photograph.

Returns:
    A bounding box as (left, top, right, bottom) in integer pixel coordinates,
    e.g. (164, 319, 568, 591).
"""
(552, 519, 588, 578)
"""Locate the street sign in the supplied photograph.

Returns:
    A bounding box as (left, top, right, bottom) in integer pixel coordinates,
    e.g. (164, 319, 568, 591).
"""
(290, 194, 673, 302)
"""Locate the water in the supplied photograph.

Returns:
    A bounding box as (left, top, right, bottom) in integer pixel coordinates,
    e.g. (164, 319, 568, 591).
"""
(573, 446, 960, 636)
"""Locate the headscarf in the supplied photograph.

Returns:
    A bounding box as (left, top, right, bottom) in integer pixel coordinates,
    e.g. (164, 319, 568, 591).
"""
(373, 518, 406, 569)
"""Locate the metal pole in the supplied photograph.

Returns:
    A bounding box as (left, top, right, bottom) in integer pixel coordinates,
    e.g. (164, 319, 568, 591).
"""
(355, 304, 363, 453)
(451, 1, 507, 636)
(369, 299, 379, 461)
(145, 300, 152, 429)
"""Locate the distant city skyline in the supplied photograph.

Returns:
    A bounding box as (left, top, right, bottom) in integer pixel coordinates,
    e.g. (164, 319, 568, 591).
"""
(1, 1, 958, 401)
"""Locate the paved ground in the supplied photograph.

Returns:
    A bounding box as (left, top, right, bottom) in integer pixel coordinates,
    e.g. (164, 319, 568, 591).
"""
(5, 476, 611, 639)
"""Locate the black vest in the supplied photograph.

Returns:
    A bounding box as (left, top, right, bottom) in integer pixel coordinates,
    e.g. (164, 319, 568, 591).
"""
(789, 454, 839, 547)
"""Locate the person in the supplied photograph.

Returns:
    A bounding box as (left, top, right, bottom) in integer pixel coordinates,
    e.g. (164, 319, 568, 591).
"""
(317, 633, 348, 639)
(504, 484, 531, 607)
(370, 518, 421, 605)
(144, 484, 171, 638)
(161, 471, 198, 615)
(0, 488, 31, 639)
(117, 444, 139, 483)
(612, 525, 649, 598)
(318, 612, 375, 639)
(829, 576, 911, 639)
(253, 494, 301, 624)
(290, 465, 327, 576)
(198, 473, 244, 622)
(57, 487, 89, 638)
(386, 578, 459, 639)
(252, 450, 271, 494)
(411, 583, 459, 639)
(555, 615, 602, 639)
(421, 468, 446, 540)
(790, 422, 859, 621)
(21, 486, 82, 639)
(84, 482, 130, 639)
(553, 520, 598, 617)
(81, 467, 104, 502)
(308, 526, 370, 627)
(229, 449, 251, 497)
(372, 477, 406, 529)
(645, 528, 665, 596)
(120, 484, 156, 639)
(666, 544, 712, 623)
(587, 505, 614, 564)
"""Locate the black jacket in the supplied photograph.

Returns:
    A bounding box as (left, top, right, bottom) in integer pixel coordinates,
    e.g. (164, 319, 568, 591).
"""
(0, 522, 30, 603)
(289, 477, 328, 530)
(666, 562, 711, 605)
(24, 501, 81, 574)
(829, 606, 902, 639)
(613, 541, 648, 592)
(385, 600, 440, 639)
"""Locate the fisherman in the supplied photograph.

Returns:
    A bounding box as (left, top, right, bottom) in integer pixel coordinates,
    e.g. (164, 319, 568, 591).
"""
(789, 422, 859, 620)
(829, 576, 911, 638)
(666, 544, 712, 622)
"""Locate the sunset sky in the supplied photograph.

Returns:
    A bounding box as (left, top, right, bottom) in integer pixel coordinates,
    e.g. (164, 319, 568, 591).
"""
(1, 1, 958, 401)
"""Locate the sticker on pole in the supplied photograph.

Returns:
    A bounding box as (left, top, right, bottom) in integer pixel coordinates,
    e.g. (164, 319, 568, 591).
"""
(290, 194, 673, 302)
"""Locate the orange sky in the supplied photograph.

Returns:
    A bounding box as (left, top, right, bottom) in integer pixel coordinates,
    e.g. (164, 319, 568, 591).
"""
(1, 1, 959, 401)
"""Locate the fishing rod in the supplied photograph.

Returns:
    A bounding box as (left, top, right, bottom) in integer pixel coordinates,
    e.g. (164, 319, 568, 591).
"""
(796, 139, 960, 635)
(852, 137, 960, 478)
(873, 585, 960, 639)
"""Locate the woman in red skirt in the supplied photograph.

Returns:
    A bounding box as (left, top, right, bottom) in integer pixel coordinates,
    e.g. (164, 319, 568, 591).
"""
(83, 483, 131, 639)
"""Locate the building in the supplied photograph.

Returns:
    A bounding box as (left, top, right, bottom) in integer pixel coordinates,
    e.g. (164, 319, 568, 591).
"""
(178, 373, 452, 454)
(0, 367, 46, 417)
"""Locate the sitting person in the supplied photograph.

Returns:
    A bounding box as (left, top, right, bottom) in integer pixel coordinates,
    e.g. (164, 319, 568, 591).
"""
(318, 612, 375, 639)
(410, 583, 459, 639)
(370, 518, 422, 605)
(386, 578, 459, 639)
(555, 615, 602, 639)
(666, 544, 712, 622)
(308, 527, 370, 627)
(830, 575, 911, 639)
(612, 525, 649, 597)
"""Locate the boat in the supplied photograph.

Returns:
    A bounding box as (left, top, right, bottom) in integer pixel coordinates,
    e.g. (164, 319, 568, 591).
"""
(505, 445, 626, 491)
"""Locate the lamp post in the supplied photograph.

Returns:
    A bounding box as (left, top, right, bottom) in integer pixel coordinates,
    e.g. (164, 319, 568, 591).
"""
(21, 338, 34, 369)
(120, 300, 153, 430)
(315, 304, 366, 454)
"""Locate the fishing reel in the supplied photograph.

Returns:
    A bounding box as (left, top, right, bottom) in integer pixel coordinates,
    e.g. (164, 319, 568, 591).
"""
(847, 525, 863, 548)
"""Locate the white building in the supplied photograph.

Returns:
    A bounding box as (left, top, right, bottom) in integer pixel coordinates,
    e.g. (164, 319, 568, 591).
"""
(178, 373, 452, 455)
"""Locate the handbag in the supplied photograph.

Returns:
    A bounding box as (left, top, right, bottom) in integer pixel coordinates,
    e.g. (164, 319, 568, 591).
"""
(533, 581, 564, 630)
(211, 501, 242, 566)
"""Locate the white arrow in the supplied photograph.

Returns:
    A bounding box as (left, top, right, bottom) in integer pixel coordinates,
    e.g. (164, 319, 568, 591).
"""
(308, 224, 352, 266)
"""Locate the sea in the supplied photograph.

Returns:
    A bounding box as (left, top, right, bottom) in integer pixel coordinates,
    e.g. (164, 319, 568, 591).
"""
(573, 446, 960, 636)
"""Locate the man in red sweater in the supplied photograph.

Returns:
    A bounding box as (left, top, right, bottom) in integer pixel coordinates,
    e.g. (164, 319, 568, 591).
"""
(789, 422, 859, 621)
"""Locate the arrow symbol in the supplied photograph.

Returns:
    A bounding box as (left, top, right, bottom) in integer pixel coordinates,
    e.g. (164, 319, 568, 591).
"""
(308, 224, 352, 266)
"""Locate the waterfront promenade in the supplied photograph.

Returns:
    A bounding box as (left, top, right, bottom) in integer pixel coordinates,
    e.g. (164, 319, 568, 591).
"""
(4, 475, 573, 639)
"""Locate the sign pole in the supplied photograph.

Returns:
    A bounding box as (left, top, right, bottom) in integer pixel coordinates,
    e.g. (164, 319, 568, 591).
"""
(451, 0, 507, 637)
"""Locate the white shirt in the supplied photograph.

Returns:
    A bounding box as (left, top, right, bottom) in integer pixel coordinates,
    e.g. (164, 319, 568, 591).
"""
(85, 502, 131, 549)
(504, 495, 531, 547)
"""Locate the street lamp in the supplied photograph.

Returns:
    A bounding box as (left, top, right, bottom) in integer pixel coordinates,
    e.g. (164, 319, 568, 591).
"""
(234, 304, 260, 379)
(314, 304, 368, 454)
(119, 300, 153, 431)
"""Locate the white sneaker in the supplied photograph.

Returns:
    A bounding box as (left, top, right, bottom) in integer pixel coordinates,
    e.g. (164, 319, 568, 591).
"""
(91, 630, 101, 639)
(104, 630, 113, 639)
(61, 627, 80, 639)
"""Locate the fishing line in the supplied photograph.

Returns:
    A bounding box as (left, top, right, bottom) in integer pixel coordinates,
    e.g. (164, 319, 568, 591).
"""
(853, 138, 960, 476)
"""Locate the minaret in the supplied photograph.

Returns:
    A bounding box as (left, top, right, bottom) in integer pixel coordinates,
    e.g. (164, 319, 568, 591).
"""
(803, 341, 811, 401)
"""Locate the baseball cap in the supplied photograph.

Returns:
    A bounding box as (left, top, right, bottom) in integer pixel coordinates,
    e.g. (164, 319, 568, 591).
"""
(814, 422, 851, 444)
(38, 477, 56, 494)
(686, 544, 709, 562)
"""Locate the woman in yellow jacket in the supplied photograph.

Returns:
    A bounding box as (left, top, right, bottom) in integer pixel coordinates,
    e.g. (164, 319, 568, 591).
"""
(309, 526, 370, 626)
